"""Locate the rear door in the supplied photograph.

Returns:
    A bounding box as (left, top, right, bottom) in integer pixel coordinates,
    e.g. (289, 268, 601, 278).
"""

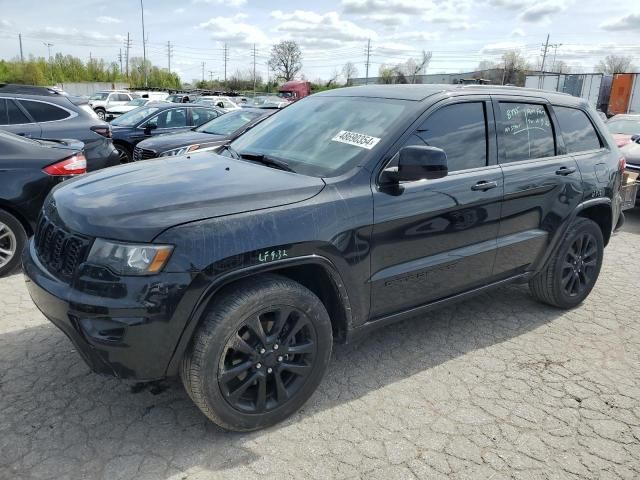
(370, 97, 503, 318)
(492, 96, 583, 278)
(0, 97, 42, 137)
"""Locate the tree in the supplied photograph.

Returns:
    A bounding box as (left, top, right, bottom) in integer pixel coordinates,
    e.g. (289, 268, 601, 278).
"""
(552, 60, 571, 74)
(268, 40, 302, 81)
(378, 65, 395, 84)
(402, 50, 432, 84)
(595, 55, 634, 74)
(342, 62, 358, 86)
(502, 50, 529, 86)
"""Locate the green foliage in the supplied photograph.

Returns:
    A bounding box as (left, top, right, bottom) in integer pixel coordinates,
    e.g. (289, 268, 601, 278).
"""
(0, 54, 181, 89)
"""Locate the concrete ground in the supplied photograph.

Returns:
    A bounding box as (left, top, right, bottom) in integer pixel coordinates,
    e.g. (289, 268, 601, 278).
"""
(1, 211, 640, 479)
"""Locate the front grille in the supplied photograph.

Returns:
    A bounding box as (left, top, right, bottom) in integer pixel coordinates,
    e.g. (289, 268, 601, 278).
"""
(133, 147, 157, 161)
(34, 214, 92, 283)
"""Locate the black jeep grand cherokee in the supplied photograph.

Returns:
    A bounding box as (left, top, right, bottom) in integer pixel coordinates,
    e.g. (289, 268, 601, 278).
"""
(24, 85, 624, 431)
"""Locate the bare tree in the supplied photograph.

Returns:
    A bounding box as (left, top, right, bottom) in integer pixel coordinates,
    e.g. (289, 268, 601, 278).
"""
(268, 41, 302, 81)
(403, 50, 432, 84)
(326, 68, 339, 88)
(595, 55, 634, 74)
(342, 62, 358, 86)
(552, 60, 571, 74)
(502, 50, 529, 85)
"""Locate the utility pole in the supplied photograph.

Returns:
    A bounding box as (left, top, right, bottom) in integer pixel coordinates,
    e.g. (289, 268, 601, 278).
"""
(201, 62, 205, 83)
(540, 33, 550, 73)
(365, 39, 371, 84)
(166, 40, 173, 74)
(124, 33, 132, 79)
(140, 0, 148, 87)
(223, 43, 229, 83)
(18, 34, 24, 62)
(118, 48, 123, 75)
(43, 42, 53, 62)
(550, 43, 563, 72)
(209, 70, 214, 82)
(252, 44, 257, 95)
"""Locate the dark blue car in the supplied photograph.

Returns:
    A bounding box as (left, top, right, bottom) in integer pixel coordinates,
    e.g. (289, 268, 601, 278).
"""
(110, 102, 223, 163)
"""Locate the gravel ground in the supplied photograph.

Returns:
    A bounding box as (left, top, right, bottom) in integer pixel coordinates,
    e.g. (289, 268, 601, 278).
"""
(1, 210, 640, 480)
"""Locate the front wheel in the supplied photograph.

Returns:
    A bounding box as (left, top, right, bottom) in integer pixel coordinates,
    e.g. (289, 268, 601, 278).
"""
(529, 217, 604, 309)
(114, 144, 132, 164)
(181, 274, 333, 431)
(95, 108, 106, 120)
(0, 210, 27, 277)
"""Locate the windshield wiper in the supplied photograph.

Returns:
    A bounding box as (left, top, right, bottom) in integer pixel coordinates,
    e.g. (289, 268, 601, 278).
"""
(239, 152, 295, 173)
(222, 144, 241, 159)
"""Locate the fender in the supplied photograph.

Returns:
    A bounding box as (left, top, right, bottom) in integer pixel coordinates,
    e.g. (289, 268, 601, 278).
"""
(532, 197, 612, 274)
(164, 254, 353, 376)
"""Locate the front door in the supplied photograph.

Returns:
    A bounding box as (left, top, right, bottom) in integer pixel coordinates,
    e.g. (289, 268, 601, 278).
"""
(370, 98, 503, 319)
(491, 97, 584, 278)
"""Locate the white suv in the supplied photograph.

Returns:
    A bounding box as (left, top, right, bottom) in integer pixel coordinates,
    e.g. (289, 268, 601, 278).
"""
(88, 91, 138, 120)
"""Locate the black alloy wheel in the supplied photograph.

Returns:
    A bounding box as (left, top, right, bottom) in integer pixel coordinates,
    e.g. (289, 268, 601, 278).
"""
(561, 232, 599, 297)
(218, 306, 317, 414)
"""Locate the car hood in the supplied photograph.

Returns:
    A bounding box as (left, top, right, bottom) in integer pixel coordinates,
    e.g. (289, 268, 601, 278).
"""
(621, 141, 640, 165)
(137, 131, 226, 153)
(49, 152, 325, 242)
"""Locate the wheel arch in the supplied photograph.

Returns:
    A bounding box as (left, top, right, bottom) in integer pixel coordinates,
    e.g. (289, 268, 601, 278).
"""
(165, 255, 353, 377)
(0, 200, 33, 235)
(576, 202, 612, 246)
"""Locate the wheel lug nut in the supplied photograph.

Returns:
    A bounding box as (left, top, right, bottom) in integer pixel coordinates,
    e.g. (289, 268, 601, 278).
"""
(267, 367, 273, 373)
(259, 348, 266, 354)
(273, 344, 279, 350)
(256, 363, 262, 369)
(277, 356, 283, 362)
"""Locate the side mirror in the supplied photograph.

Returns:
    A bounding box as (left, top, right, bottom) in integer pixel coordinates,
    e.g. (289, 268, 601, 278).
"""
(144, 123, 158, 135)
(382, 145, 448, 184)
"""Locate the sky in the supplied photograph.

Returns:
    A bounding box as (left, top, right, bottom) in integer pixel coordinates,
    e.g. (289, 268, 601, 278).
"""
(0, 0, 639, 84)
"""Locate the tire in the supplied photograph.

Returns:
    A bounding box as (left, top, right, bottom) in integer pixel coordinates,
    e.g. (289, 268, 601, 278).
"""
(114, 144, 132, 164)
(529, 217, 604, 309)
(0, 210, 27, 277)
(181, 274, 333, 431)
(95, 108, 106, 120)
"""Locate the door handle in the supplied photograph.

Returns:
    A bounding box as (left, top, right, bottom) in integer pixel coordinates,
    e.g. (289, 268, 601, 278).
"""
(471, 180, 498, 191)
(555, 166, 577, 176)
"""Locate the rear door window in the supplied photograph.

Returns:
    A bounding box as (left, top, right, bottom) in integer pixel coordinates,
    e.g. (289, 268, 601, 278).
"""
(554, 106, 602, 153)
(150, 108, 188, 129)
(498, 102, 555, 162)
(192, 108, 220, 126)
(19, 100, 71, 122)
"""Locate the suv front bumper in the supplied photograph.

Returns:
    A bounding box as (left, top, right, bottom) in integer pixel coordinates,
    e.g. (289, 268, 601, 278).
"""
(22, 239, 193, 381)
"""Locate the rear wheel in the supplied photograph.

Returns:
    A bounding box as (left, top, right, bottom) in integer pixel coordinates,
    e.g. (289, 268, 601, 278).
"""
(114, 144, 132, 164)
(181, 274, 333, 431)
(529, 217, 604, 309)
(0, 210, 27, 277)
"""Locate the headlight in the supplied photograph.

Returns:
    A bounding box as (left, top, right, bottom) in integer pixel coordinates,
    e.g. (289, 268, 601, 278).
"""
(159, 144, 200, 157)
(87, 239, 174, 275)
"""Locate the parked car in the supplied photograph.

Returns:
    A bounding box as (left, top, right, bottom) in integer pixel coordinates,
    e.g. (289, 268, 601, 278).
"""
(0, 93, 119, 171)
(166, 93, 192, 103)
(0, 129, 86, 276)
(606, 114, 640, 147)
(242, 95, 290, 109)
(194, 96, 242, 112)
(105, 98, 152, 120)
(88, 91, 139, 120)
(0, 83, 68, 96)
(109, 103, 223, 163)
(133, 108, 275, 160)
(132, 91, 170, 102)
(23, 85, 624, 432)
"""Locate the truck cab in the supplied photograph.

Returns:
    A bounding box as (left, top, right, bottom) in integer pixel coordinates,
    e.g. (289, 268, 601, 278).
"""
(278, 80, 311, 102)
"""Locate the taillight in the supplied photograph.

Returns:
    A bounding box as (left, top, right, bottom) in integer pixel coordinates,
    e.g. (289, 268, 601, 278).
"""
(43, 153, 87, 176)
(91, 125, 112, 138)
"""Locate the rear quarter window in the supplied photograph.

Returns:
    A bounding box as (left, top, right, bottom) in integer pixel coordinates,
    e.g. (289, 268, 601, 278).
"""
(554, 106, 602, 153)
(19, 100, 71, 122)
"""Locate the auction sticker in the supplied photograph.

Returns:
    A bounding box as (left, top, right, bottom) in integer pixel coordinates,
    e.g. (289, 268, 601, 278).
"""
(331, 130, 381, 150)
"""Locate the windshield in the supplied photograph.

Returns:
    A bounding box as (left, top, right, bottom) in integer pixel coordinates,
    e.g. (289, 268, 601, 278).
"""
(197, 110, 262, 136)
(89, 92, 108, 101)
(111, 106, 161, 126)
(278, 92, 293, 98)
(607, 119, 640, 135)
(229, 96, 411, 177)
(128, 98, 148, 107)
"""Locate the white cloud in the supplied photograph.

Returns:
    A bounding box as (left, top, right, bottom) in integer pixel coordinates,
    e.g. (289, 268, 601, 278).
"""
(480, 41, 525, 55)
(192, 0, 247, 6)
(600, 13, 640, 31)
(511, 28, 525, 37)
(30, 27, 125, 47)
(343, 0, 431, 15)
(197, 16, 270, 46)
(0, 19, 12, 28)
(96, 16, 121, 24)
(361, 13, 408, 26)
(518, 2, 565, 23)
(174, 8, 185, 14)
(271, 10, 377, 42)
